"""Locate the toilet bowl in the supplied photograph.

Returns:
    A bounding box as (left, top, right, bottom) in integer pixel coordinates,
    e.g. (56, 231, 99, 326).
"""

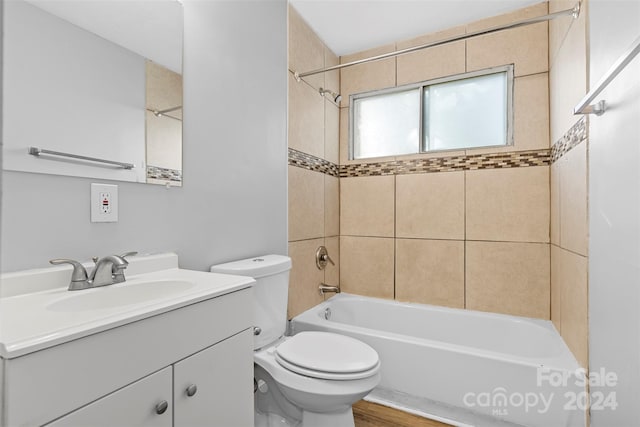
(211, 255, 381, 427)
(259, 332, 380, 408)
(254, 332, 381, 427)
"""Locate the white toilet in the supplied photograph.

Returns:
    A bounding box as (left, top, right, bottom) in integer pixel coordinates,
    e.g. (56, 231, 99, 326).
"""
(211, 255, 381, 427)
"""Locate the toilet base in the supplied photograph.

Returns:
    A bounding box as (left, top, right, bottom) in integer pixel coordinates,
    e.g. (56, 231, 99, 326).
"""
(255, 409, 300, 427)
(255, 407, 354, 427)
(302, 408, 354, 427)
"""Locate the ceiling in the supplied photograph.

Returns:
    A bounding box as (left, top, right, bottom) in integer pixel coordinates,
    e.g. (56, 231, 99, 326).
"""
(290, 0, 542, 57)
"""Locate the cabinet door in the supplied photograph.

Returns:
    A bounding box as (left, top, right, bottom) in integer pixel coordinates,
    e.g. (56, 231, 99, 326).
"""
(174, 329, 253, 427)
(46, 367, 172, 427)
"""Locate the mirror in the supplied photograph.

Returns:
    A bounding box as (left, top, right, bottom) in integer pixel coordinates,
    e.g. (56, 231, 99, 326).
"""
(2, 0, 183, 187)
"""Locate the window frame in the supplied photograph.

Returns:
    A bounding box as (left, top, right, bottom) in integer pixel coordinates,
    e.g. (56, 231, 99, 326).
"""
(348, 64, 515, 160)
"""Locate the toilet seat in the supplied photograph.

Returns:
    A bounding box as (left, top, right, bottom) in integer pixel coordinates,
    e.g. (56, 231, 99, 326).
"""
(275, 331, 380, 380)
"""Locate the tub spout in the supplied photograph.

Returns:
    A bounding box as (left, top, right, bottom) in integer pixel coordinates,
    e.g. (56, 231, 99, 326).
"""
(319, 283, 340, 295)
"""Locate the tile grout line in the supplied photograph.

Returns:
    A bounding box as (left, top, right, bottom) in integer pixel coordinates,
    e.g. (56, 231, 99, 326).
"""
(550, 242, 588, 259)
(464, 38, 467, 73)
(464, 170, 467, 310)
(338, 235, 550, 245)
(393, 174, 397, 301)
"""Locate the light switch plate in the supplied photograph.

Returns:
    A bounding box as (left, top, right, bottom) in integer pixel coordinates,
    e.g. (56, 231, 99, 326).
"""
(91, 183, 118, 223)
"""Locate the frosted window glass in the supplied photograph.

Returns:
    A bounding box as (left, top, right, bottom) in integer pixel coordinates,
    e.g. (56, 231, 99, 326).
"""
(424, 72, 507, 151)
(353, 89, 419, 159)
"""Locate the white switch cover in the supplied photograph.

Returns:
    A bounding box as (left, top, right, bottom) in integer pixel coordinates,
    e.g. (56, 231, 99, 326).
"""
(91, 183, 118, 222)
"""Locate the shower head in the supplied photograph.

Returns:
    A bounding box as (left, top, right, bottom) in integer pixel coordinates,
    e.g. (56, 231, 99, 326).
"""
(319, 88, 342, 104)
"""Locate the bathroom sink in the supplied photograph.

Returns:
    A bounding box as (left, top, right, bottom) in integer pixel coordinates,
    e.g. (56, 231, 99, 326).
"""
(46, 280, 195, 312)
(0, 253, 256, 358)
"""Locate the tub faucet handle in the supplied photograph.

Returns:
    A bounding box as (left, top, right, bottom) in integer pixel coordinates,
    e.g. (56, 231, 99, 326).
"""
(316, 246, 335, 270)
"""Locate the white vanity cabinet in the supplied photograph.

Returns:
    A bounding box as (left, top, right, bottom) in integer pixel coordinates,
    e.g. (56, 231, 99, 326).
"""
(46, 367, 174, 427)
(174, 329, 253, 427)
(46, 328, 253, 427)
(1, 287, 254, 427)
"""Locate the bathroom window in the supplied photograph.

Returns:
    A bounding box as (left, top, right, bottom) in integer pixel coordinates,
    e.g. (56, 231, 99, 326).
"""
(350, 65, 513, 160)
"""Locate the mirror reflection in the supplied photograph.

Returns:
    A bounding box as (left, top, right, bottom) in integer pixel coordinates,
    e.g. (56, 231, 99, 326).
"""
(2, 0, 183, 187)
(146, 61, 183, 186)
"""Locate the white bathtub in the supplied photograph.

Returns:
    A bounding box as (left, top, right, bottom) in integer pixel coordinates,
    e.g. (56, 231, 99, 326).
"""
(291, 294, 586, 427)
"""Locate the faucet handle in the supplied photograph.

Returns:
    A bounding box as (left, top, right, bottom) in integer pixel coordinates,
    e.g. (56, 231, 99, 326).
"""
(322, 252, 335, 265)
(110, 252, 136, 284)
(315, 246, 335, 270)
(120, 251, 138, 258)
(49, 259, 88, 282)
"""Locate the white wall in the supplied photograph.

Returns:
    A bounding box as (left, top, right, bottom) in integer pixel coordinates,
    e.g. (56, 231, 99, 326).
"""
(588, 1, 640, 425)
(1, 0, 3, 274)
(0, 0, 288, 272)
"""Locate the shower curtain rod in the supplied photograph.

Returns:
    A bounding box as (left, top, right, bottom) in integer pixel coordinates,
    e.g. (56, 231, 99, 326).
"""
(294, 2, 581, 81)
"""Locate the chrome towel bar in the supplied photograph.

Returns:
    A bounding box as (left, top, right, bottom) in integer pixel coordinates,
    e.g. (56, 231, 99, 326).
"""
(28, 146, 134, 170)
(574, 34, 640, 116)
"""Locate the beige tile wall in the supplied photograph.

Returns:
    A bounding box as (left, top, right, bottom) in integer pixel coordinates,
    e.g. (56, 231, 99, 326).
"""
(549, 0, 588, 143)
(340, 236, 395, 299)
(396, 172, 465, 240)
(395, 27, 466, 86)
(558, 137, 588, 256)
(466, 4, 549, 77)
(287, 6, 341, 318)
(288, 238, 325, 318)
(466, 241, 550, 318)
(396, 239, 465, 308)
(551, 245, 588, 368)
(288, 165, 324, 242)
(466, 166, 549, 243)
(337, 2, 552, 320)
(340, 44, 396, 108)
(340, 175, 395, 237)
(549, 0, 589, 369)
(287, 0, 589, 377)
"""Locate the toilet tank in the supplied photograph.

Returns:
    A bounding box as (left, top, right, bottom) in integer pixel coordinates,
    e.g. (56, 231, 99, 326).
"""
(210, 255, 291, 350)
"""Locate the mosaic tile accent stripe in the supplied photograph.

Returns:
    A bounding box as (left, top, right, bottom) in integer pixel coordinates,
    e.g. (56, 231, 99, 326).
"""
(551, 116, 587, 164)
(288, 147, 554, 178)
(339, 149, 551, 178)
(147, 165, 182, 182)
(288, 148, 340, 177)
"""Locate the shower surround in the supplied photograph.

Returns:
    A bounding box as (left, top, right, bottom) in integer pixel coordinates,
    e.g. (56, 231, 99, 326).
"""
(288, 0, 589, 372)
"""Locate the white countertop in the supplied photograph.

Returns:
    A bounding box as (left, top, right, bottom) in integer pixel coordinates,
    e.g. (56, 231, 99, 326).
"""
(0, 254, 255, 359)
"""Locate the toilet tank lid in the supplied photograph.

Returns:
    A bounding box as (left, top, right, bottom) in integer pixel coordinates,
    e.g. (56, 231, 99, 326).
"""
(210, 254, 291, 279)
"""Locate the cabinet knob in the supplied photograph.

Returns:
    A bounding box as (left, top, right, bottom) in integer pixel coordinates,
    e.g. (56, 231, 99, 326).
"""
(186, 384, 198, 397)
(155, 400, 168, 415)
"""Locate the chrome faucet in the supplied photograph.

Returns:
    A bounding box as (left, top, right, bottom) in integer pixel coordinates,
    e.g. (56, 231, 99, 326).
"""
(50, 252, 137, 291)
(89, 255, 129, 287)
(319, 283, 340, 295)
(111, 252, 138, 284)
